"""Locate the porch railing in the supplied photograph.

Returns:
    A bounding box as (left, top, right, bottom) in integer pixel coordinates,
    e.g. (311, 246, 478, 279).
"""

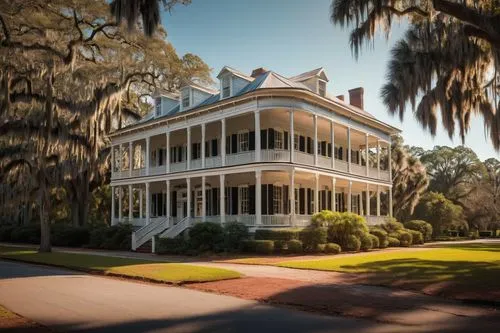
(225, 151, 255, 166)
(161, 217, 190, 239)
(170, 161, 187, 173)
(365, 215, 388, 225)
(131, 216, 169, 250)
(205, 156, 222, 168)
(294, 151, 314, 165)
(335, 159, 348, 172)
(317, 155, 331, 168)
(261, 215, 291, 226)
(261, 149, 290, 162)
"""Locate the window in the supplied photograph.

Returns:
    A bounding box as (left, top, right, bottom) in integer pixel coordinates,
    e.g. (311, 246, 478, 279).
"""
(182, 89, 190, 108)
(192, 142, 201, 160)
(294, 134, 299, 150)
(318, 81, 326, 97)
(351, 194, 359, 214)
(273, 185, 283, 214)
(239, 186, 249, 214)
(221, 76, 230, 98)
(155, 98, 161, 116)
(238, 131, 249, 152)
(274, 130, 283, 149)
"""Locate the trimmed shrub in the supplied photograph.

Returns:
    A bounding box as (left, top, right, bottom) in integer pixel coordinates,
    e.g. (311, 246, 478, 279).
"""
(326, 213, 368, 249)
(311, 210, 342, 228)
(287, 239, 303, 254)
(369, 227, 389, 248)
(387, 236, 400, 247)
(324, 243, 341, 254)
(189, 222, 224, 252)
(404, 220, 433, 241)
(478, 231, 493, 238)
(273, 240, 286, 253)
(240, 240, 258, 253)
(51, 224, 89, 247)
(0, 225, 15, 242)
(255, 240, 274, 255)
(10, 225, 40, 244)
(315, 244, 326, 253)
(223, 222, 249, 251)
(380, 218, 405, 234)
(359, 233, 373, 251)
(408, 229, 424, 245)
(89, 223, 133, 250)
(344, 235, 361, 252)
(254, 228, 301, 241)
(156, 237, 189, 254)
(389, 230, 413, 247)
(368, 234, 380, 249)
(300, 227, 327, 252)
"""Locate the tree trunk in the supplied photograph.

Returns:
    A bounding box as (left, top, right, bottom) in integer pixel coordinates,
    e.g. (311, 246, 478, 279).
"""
(39, 200, 51, 253)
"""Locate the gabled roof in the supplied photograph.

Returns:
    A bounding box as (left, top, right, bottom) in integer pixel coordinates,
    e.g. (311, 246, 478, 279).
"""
(216, 66, 255, 81)
(180, 80, 218, 95)
(289, 67, 329, 82)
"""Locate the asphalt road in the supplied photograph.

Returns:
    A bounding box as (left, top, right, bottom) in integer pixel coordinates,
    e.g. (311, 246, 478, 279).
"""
(0, 260, 414, 333)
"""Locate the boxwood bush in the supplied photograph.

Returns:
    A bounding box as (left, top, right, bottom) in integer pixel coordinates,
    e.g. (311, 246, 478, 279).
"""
(223, 222, 249, 251)
(311, 210, 342, 227)
(326, 213, 368, 250)
(89, 223, 133, 250)
(156, 237, 189, 254)
(287, 239, 303, 254)
(189, 222, 224, 252)
(324, 243, 341, 254)
(389, 230, 413, 247)
(51, 224, 90, 247)
(299, 227, 327, 252)
(368, 234, 380, 248)
(10, 225, 40, 244)
(344, 235, 361, 252)
(255, 240, 274, 254)
(387, 236, 400, 247)
(273, 240, 286, 253)
(359, 233, 373, 251)
(369, 227, 389, 248)
(408, 229, 424, 245)
(404, 220, 433, 241)
(254, 228, 301, 241)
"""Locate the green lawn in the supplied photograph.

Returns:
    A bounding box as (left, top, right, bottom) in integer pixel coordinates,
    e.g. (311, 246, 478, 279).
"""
(0, 246, 240, 283)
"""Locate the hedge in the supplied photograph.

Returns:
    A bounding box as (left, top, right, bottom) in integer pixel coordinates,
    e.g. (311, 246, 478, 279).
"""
(299, 227, 327, 252)
(404, 220, 433, 241)
(407, 229, 424, 245)
(344, 235, 361, 252)
(287, 239, 303, 254)
(389, 230, 413, 247)
(387, 237, 400, 247)
(189, 222, 224, 252)
(156, 237, 189, 255)
(241, 240, 274, 254)
(368, 234, 380, 249)
(254, 228, 301, 241)
(324, 243, 341, 254)
(369, 227, 389, 248)
(359, 233, 373, 251)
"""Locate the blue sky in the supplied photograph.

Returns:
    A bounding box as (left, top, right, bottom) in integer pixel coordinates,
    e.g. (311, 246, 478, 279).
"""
(162, 0, 499, 161)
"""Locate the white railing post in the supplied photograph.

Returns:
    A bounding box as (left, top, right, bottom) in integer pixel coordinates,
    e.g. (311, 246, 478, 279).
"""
(220, 174, 225, 223)
(187, 126, 191, 170)
(201, 123, 206, 168)
(314, 115, 318, 166)
(331, 178, 336, 212)
(202, 176, 206, 222)
(366, 183, 370, 216)
(145, 182, 150, 225)
(376, 185, 381, 216)
(256, 170, 262, 225)
(111, 186, 115, 225)
(331, 121, 335, 169)
(129, 141, 133, 177)
(166, 131, 170, 173)
(365, 133, 369, 177)
(146, 137, 150, 176)
(289, 109, 294, 163)
(347, 181, 352, 213)
(221, 119, 226, 167)
(255, 110, 261, 162)
(128, 184, 133, 221)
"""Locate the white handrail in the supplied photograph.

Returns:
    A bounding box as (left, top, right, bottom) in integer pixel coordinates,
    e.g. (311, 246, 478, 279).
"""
(132, 216, 169, 250)
(161, 217, 190, 239)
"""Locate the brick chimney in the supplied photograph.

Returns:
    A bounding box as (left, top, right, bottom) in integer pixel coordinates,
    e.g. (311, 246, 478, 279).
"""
(251, 67, 267, 78)
(348, 87, 364, 109)
(336, 95, 345, 101)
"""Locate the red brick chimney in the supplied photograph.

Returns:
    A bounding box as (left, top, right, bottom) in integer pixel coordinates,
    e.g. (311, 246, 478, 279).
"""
(348, 87, 364, 109)
(336, 95, 345, 101)
(251, 67, 267, 78)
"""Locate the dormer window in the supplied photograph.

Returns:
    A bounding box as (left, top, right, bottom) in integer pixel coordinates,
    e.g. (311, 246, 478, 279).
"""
(155, 97, 161, 116)
(318, 81, 326, 97)
(181, 89, 190, 108)
(221, 76, 230, 98)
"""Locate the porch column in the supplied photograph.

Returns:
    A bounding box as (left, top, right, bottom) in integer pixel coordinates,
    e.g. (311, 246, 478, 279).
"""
(365, 133, 369, 176)
(145, 137, 150, 176)
(145, 182, 150, 224)
(128, 184, 133, 221)
(289, 110, 294, 163)
(255, 111, 261, 162)
(347, 181, 352, 212)
(139, 188, 143, 219)
(202, 176, 206, 222)
(331, 121, 335, 169)
(186, 178, 191, 218)
(366, 183, 370, 216)
(187, 126, 191, 170)
(289, 169, 295, 225)
(376, 185, 381, 216)
(111, 145, 115, 174)
(377, 140, 381, 179)
(314, 173, 319, 213)
(111, 186, 115, 225)
(347, 127, 351, 173)
(331, 178, 336, 212)
(220, 174, 225, 223)
(118, 186, 123, 221)
(389, 187, 393, 217)
(201, 124, 206, 168)
(314, 115, 318, 166)
(221, 119, 226, 166)
(129, 141, 133, 177)
(166, 180, 170, 220)
(166, 131, 170, 173)
(256, 170, 262, 225)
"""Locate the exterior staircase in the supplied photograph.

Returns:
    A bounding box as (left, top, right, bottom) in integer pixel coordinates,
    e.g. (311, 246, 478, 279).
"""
(131, 217, 169, 252)
(135, 240, 152, 253)
(160, 217, 191, 239)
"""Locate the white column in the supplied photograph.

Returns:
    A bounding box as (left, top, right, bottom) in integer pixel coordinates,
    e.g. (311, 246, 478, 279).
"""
(187, 127, 191, 170)
(366, 183, 370, 216)
(255, 111, 261, 162)
(139, 188, 143, 219)
(347, 127, 351, 173)
(220, 174, 225, 223)
(389, 187, 393, 217)
(145, 137, 150, 176)
(201, 124, 206, 168)
(347, 181, 352, 213)
(289, 169, 295, 225)
(111, 186, 115, 225)
(314, 173, 319, 213)
(202, 176, 206, 222)
(166, 131, 170, 173)
(111, 145, 115, 174)
(377, 140, 381, 179)
(221, 119, 226, 166)
(330, 121, 335, 169)
(128, 184, 133, 221)
(376, 185, 381, 216)
(388, 141, 392, 181)
(186, 178, 191, 218)
(129, 142, 133, 177)
(165, 180, 171, 221)
(314, 115, 318, 166)
(145, 182, 150, 224)
(290, 110, 294, 163)
(256, 170, 262, 225)
(365, 133, 369, 176)
(331, 178, 336, 211)
(118, 186, 123, 221)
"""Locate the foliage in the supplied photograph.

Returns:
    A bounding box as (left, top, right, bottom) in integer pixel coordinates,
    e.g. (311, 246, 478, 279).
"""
(369, 227, 388, 248)
(9, 225, 40, 244)
(254, 228, 301, 241)
(156, 237, 189, 255)
(324, 243, 341, 254)
(408, 230, 424, 245)
(51, 224, 90, 247)
(88, 223, 133, 250)
(368, 234, 380, 249)
(188, 222, 224, 252)
(326, 212, 368, 249)
(311, 210, 342, 228)
(286, 240, 303, 254)
(273, 240, 286, 253)
(255, 240, 274, 255)
(223, 222, 249, 252)
(344, 235, 361, 252)
(387, 237, 400, 247)
(389, 230, 413, 247)
(404, 220, 433, 241)
(359, 233, 373, 251)
(0, 225, 15, 242)
(299, 227, 327, 252)
(380, 218, 404, 234)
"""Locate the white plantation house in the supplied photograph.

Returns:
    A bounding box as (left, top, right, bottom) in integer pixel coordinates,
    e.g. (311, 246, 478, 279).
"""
(109, 66, 399, 251)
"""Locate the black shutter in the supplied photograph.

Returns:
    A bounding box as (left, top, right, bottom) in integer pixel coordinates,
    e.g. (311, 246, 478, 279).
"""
(328, 143, 332, 157)
(172, 191, 177, 217)
(299, 188, 305, 214)
(261, 184, 268, 215)
(261, 129, 267, 149)
(307, 137, 312, 154)
(284, 131, 289, 150)
(356, 151, 360, 164)
(205, 141, 210, 157)
(268, 128, 275, 149)
(212, 139, 218, 156)
(249, 185, 255, 214)
(283, 185, 289, 214)
(299, 136, 305, 152)
(212, 188, 218, 215)
(321, 190, 326, 211)
(339, 147, 343, 160)
(306, 189, 311, 214)
(231, 187, 238, 215)
(268, 185, 274, 215)
(226, 136, 230, 154)
(249, 131, 255, 151)
(327, 191, 332, 210)
(159, 149, 164, 166)
(321, 141, 327, 156)
(178, 146, 182, 162)
(231, 134, 237, 154)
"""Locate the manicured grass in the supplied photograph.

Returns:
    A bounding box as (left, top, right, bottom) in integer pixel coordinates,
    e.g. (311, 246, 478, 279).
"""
(0, 246, 240, 283)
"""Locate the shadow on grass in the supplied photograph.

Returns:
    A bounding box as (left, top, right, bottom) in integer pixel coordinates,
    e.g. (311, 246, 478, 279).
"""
(429, 242, 500, 253)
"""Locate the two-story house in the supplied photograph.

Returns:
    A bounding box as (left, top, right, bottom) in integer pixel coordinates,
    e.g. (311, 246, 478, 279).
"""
(108, 66, 399, 251)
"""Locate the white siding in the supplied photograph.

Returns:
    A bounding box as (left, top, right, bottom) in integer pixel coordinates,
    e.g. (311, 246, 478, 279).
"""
(161, 97, 178, 115)
(232, 77, 251, 95)
(191, 89, 212, 108)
